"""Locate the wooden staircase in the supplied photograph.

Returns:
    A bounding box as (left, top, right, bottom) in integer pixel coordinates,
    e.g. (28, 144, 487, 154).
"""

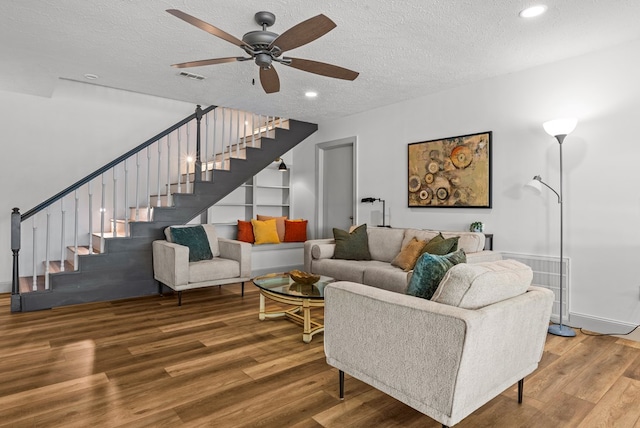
(14, 113, 317, 312)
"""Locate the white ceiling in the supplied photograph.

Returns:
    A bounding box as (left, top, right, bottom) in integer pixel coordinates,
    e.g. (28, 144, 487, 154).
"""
(2, 1, 640, 122)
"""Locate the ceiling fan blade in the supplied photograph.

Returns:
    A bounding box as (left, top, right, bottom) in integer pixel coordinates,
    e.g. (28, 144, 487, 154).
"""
(167, 9, 251, 49)
(286, 58, 359, 80)
(260, 67, 280, 94)
(171, 57, 245, 69)
(269, 14, 336, 53)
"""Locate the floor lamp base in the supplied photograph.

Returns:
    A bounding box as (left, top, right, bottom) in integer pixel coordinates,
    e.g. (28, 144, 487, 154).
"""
(548, 323, 576, 337)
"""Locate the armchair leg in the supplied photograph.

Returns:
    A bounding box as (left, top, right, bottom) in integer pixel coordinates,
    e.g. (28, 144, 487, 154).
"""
(241, 282, 245, 297)
(157, 281, 163, 296)
(178, 291, 182, 306)
(518, 378, 524, 404)
(339, 370, 344, 400)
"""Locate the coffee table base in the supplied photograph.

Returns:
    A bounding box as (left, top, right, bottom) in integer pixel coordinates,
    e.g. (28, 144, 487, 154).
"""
(259, 291, 324, 343)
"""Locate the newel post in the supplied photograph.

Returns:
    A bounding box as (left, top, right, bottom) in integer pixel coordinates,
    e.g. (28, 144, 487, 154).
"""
(11, 207, 21, 312)
(194, 105, 203, 183)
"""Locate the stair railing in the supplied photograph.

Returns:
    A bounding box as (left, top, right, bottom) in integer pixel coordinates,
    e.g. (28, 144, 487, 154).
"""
(11, 103, 286, 310)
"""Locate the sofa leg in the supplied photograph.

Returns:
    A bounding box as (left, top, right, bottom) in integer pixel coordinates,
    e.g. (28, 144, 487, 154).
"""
(157, 281, 163, 296)
(241, 282, 245, 297)
(339, 370, 344, 400)
(178, 291, 182, 306)
(518, 378, 524, 404)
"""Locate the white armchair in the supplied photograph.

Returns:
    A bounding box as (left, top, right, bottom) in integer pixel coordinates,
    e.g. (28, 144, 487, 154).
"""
(324, 260, 554, 427)
(152, 224, 251, 305)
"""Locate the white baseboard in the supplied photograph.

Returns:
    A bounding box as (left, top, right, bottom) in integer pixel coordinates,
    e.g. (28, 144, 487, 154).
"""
(0, 281, 11, 294)
(569, 312, 640, 335)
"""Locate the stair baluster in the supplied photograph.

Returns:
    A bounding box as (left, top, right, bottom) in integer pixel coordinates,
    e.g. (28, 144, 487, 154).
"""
(146, 146, 151, 221)
(112, 169, 117, 240)
(60, 198, 66, 272)
(100, 173, 106, 254)
(156, 139, 162, 207)
(165, 136, 171, 208)
(45, 208, 50, 290)
(135, 152, 141, 221)
(88, 181, 93, 254)
(185, 125, 191, 193)
(124, 159, 130, 237)
(32, 217, 37, 290)
(74, 191, 79, 268)
(177, 129, 182, 194)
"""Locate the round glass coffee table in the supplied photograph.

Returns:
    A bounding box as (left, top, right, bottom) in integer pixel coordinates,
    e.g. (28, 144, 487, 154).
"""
(252, 272, 334, 343)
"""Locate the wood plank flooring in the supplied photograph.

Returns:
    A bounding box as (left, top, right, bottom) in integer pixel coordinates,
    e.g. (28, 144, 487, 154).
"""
(0, 284, 639, 427)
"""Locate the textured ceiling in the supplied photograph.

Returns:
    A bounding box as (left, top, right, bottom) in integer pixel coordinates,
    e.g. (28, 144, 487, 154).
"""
(2, 1, 640, 122)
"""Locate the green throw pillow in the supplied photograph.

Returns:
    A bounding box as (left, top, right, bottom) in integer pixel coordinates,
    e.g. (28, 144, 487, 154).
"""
(406, 249, 466, 300)
(420, 233, 459, 256)
(170, 225, 213, 262)
(333, 224, 372, 260)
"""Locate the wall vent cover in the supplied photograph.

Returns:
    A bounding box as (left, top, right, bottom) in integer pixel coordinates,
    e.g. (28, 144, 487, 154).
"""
(178, 71, 206, 80)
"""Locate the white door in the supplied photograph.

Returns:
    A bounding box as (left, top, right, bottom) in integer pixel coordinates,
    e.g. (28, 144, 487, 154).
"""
(316, 138, 356, 238)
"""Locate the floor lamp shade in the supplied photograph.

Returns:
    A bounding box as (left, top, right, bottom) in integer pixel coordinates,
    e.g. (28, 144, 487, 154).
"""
(543, 118, 577, 137)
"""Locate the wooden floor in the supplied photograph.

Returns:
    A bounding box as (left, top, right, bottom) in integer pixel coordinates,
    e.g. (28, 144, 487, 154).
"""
(1, 284, 639, 428)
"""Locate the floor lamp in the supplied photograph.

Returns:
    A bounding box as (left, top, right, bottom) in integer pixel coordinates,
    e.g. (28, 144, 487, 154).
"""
(526, 118, 577, 337)
(360, 197, 387, 227)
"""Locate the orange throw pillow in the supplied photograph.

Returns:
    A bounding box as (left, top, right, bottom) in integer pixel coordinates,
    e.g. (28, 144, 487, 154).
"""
(257, 215, 287, 241)
(237, 220, 254, 243)
(284, 219, 308, 242)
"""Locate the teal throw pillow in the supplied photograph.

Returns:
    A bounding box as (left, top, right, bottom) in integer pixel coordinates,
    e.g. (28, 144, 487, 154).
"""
(170, 225, 213, 262)
(420, 233, 459, 256)
(406, 249, 466, 300)
(333, 224, 372, 260)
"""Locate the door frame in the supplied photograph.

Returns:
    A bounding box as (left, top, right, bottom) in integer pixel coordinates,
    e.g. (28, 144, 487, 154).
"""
(315, 137, 358, 238)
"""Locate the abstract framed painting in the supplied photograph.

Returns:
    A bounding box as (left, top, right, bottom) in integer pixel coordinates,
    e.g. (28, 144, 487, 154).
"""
(408, 131, 492, 208)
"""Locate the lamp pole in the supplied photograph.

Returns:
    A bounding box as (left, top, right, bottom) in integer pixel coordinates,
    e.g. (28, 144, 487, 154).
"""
(530, 118, 577, 337)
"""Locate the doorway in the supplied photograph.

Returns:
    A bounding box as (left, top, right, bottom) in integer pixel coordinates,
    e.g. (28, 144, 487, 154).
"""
(316, 137, 357, 238)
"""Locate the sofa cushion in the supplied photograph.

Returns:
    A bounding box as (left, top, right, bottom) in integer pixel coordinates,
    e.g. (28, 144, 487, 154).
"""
(257, 215, 287, 242)
(431, 259, 533, 309)
(367, 227, 405, 262)
(251, 218, 281, 244)
(362, 264, 412, 294)
(401, 228, 439, 249)
(237, 220, 255, 243)
(441, 231, 485, 254)
(284, 219, 308, 242)
(189, 257, 240, 283)
(170, 225, 213, 262)
(333, 224, 371, 260)
(311, 258, 368, 283)
(406, 250, 467, 300)
(421, 233, 459, 256)
(391, 237, 427, 271)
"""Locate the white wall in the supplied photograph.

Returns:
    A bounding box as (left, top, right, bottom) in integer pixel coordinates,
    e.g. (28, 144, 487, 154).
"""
(294, 38, 640, 332)
(0, 80, 195, 290)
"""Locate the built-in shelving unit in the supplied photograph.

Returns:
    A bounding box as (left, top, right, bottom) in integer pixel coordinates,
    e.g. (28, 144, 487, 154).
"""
(208, 161, 292, 239)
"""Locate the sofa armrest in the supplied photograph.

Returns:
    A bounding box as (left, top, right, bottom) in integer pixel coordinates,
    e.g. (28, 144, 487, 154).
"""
(152, 240, 189, 287)
(218, 238, 252, 278)
(303, 238, 335, 271)
(324, 281, 553, 426)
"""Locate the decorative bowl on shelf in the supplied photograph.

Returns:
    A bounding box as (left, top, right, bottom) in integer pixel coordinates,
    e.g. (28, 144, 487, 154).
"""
(288, 269, 320, 285)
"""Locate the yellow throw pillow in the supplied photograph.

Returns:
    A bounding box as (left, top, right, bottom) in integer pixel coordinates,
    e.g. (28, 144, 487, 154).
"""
(391, 237, 428, 271)
(257, 215, 287, 241)
(251, 218, 281, 244)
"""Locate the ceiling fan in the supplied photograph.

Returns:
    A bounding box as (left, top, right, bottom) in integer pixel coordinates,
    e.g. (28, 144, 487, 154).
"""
(166, 9, 359, 94)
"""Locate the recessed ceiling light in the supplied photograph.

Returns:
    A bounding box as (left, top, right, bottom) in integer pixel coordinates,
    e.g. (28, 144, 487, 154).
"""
(305, 91, 318, 98)
(84, 73, 99, 80)
(519, 5, 547, 18)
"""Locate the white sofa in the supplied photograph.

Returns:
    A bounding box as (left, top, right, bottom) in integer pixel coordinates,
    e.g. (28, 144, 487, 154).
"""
(152, 224, 252, 305)
(324, 259, 554, 427)
(304, 227, 501, 294)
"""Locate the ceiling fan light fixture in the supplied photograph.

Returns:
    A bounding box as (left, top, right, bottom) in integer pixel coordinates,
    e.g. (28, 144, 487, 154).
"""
(519, 5, 547, 18)
(84, 73, 99, 80)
